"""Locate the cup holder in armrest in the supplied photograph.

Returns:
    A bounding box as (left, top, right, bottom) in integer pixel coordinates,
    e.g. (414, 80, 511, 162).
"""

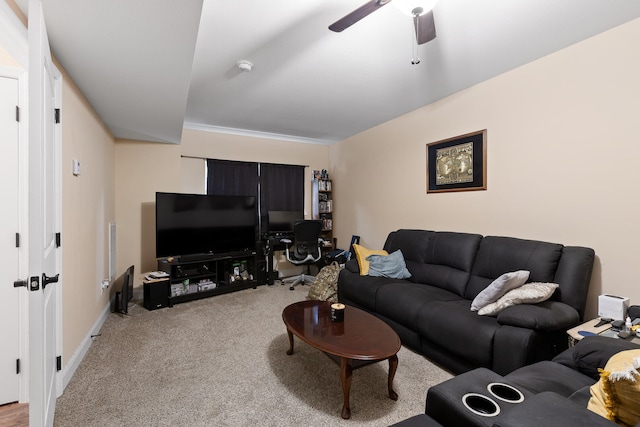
(461, 393, 500, 417)
(487, 382, 524, 403)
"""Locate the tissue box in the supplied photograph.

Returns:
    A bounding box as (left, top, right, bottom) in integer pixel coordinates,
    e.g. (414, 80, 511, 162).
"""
(598, 294, 630, 320)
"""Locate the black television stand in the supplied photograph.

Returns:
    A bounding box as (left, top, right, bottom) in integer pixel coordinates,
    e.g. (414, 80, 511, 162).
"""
(156, 250, 258, 307)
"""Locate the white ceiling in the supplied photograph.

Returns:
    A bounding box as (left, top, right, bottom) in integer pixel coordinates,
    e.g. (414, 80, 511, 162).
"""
(17, 0, 640, 144)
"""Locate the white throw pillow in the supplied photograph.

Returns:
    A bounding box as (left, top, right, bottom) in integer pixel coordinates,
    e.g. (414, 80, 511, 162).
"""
(470, 270, 530, 311)
(478, 282, 559, 316)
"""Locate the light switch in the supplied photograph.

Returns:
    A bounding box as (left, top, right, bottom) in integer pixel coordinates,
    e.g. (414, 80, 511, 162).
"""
(72, 159, 81, 176)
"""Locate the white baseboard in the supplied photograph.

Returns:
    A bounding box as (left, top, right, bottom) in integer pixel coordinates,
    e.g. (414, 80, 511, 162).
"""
(61, 301, 111, 391)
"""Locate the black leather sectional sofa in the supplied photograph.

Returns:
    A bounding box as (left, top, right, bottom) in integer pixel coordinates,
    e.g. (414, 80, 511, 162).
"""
(338, 229, 595, 375)
(393, 336, 639, 427)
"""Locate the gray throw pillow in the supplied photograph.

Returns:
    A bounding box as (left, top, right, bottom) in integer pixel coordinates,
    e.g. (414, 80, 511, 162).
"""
(470, 270, 530, 311)
(367, 250, 411, 279)
(478, 282, 559, 316)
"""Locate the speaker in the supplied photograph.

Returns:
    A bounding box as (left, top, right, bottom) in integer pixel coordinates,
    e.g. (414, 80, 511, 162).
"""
(144, 279, 169, 310)
(255, 241, 268, 284)
(256, 259, 267, 284)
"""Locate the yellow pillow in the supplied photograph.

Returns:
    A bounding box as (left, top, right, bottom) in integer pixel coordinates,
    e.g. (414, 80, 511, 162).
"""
(352, 244, 388, 276)
(587, 349, 640, 426)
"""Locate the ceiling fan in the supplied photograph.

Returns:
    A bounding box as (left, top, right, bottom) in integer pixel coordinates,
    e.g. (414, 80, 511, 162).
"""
(329, 0, 437, 45)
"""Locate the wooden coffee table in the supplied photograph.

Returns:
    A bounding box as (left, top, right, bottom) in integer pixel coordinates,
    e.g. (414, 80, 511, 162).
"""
(282, 300, 401, 419)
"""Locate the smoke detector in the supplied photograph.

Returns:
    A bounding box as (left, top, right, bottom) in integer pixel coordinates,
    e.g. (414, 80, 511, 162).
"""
(237, 60, 253, 72)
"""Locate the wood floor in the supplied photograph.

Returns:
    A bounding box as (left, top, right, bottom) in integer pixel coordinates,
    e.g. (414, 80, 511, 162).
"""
(0, 403, 28, 427)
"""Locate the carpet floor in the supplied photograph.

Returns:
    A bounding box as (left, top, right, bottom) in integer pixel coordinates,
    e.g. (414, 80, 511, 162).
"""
(54, 284, 452, 426)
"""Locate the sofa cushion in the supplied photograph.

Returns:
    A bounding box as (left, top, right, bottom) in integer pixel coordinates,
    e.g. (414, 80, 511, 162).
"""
(568, 385, 593, 407)
(492, 391, 616, 427)
(384, 229, 433, 265)
(588, 349, 640, 426)
(465, 236, 563, 301)
(416, 299, 499, 367)
(352, 244, 388, 276)
(337, 269, 398, 311)
(367, 250, 411, 279)
(376, 283, 462, 329)
(478, 282, 558, 316)
(392, 231, 482, 296)
(470, 270, 530, 311)
(505, 360, 596, 397)
(496, 300, 579, 331)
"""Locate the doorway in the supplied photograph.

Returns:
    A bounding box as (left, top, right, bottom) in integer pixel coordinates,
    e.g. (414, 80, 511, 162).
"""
(0, 74, 21, 406)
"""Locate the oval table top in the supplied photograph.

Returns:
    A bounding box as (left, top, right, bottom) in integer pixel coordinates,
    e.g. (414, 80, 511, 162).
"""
(282, 300, 401, 361)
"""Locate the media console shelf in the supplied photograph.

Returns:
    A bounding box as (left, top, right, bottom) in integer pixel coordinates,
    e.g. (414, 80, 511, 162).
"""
(157, 250, 258, 307)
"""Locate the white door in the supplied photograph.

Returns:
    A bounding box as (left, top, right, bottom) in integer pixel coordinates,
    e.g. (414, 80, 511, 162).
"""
(28, 1, 62, 426)
(0, 75, 20, 405)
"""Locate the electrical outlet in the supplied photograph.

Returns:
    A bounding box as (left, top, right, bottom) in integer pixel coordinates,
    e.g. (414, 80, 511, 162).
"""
(100, 279, 109, 293)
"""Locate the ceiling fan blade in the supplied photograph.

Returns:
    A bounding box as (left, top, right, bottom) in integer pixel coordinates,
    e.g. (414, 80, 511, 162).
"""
(329, 0, 391, 33)
(415, 9, 436, 44)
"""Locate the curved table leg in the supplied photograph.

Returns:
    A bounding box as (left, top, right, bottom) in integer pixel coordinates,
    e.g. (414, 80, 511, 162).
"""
(286, 330, 294, 355)
(340, 357, 353, 419)
(388, 354, 398, 401)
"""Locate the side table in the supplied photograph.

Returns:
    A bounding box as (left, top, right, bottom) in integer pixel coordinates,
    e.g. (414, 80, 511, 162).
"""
(567, 318, 640, 347)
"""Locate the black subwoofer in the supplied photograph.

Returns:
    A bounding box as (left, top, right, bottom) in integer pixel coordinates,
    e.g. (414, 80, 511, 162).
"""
(143, 279, 169, 310)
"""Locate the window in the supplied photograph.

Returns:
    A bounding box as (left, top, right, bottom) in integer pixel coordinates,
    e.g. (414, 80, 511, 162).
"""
(206, 159, 304, 235)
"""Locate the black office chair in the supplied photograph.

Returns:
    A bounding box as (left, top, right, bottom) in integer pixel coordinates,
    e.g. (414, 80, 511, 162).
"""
(281, 220, 323, 290)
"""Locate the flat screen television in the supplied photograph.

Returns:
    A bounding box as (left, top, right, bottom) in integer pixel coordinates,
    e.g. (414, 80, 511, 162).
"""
(267, 210, 304, 235)
(155, 192, 257, 258)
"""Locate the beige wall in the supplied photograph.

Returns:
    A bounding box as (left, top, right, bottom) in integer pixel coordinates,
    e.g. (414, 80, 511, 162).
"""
(115, 128, 330, 284)
(58, 63, 116, 363)
(330, 17, 640, 319)
(114, 140, 182, 276)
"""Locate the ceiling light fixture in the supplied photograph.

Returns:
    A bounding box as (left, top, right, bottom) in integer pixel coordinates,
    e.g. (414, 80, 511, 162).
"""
(393, 0, 438, 16)
(237, 60, 253, 72)
(393, 0, 439, 65)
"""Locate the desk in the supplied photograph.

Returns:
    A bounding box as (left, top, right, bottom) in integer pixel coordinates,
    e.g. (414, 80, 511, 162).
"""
(264, 233, 292, 285)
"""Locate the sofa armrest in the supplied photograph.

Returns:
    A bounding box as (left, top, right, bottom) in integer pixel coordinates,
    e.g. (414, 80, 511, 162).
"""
(496, 300, 579, 331)
(344, 258, 360, 274)
(491, 391, 615, 427)
(555, 335, 640, 380)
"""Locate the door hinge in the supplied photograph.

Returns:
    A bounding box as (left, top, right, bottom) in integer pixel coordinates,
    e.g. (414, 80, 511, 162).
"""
(16, 106, 19, 122)
(16, 232, 20, 248)
(55, 232, 61, 247)
(16, 359, 20, 374)
(54, 108, 61, 124)
(56, 356, 62, 372)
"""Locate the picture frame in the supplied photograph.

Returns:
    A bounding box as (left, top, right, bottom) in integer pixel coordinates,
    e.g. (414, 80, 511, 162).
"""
(426, 129, 487, 193)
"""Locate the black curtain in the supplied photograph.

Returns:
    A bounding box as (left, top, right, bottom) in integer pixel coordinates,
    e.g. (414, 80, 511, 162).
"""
(259, 163, 304, 233)
(206, 159, 258, 197)
(206, 160, 304, 237)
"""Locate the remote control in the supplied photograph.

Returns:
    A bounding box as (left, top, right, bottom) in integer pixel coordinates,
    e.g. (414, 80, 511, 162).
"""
(594, 318, 613, 327)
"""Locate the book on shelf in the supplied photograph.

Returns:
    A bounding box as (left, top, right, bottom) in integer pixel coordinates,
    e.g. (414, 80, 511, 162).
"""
(318, 180, 332, 192)
(319, 200, 333, 213)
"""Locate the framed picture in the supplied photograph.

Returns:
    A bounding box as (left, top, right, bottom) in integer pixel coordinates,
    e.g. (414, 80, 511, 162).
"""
(426, 129, 487, 193)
